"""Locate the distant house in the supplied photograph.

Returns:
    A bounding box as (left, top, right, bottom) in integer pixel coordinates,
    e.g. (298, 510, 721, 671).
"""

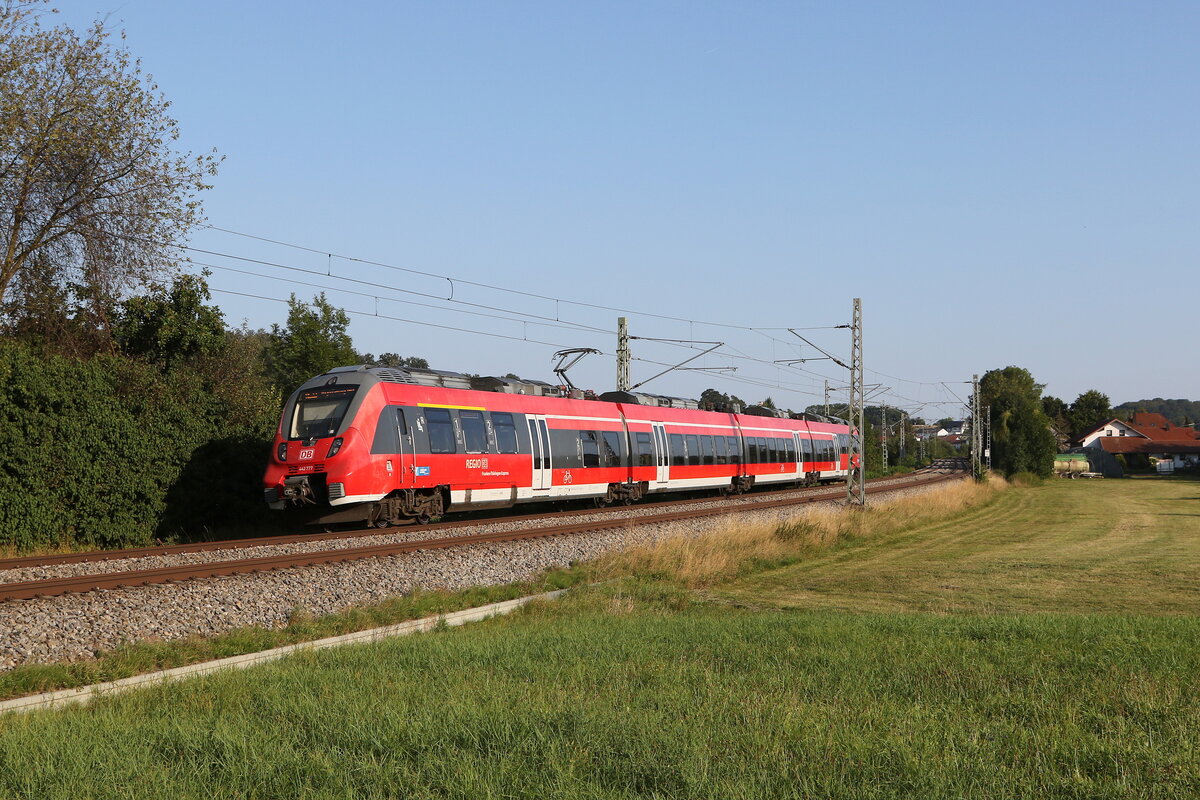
(912, 424, 941, 441)
(935, 421, 968, 439)
(1076, 412, 1200, 469)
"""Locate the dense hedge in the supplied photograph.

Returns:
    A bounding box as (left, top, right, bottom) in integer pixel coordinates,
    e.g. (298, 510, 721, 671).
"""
(0, 341, 277, 550)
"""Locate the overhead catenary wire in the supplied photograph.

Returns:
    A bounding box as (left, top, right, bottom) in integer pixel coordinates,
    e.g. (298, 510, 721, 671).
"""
(198, 224, 843, 341)
(191, 225, 969, 410)
(213, 285, 828, 400)
(192, 244, 839, 389)
(209, 288, 589, 351)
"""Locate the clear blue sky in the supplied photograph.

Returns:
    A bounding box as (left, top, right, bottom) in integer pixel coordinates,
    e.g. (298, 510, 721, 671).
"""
(53, 1, 1200, 418)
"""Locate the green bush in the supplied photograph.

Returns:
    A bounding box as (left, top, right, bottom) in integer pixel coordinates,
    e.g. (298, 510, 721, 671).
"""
(1008, 471, 1045, 487)
(0, 340, 277, 550)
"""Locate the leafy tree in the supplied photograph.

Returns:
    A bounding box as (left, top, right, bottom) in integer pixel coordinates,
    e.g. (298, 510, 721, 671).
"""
(1067, 390, 1111, 439)
(263, 293, 358, 394)
(978, 366, 1057, 477)
(1113, 398, 1200, 427)
(366, 353, 429, 369)
(0, 252, 114, 357)
(0, 4, 219, 316)
(1042, 395, 1068, 433)
(115, 273, 225, 370)
(193, 324, 279, 431)
(700, 388, 745, 409)
(758, 396, 777, 409)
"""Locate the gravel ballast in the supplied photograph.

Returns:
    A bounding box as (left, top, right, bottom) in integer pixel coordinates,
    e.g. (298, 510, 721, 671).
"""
(0, 478, 957, 671)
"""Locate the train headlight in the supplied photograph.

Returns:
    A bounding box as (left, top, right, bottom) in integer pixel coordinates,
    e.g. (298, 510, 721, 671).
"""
(277, 442, 287, 461)
(327, 437, 344, 458)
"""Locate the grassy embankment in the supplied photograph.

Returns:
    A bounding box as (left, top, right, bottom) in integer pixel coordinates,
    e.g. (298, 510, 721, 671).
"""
(2, 476, 1199, 798)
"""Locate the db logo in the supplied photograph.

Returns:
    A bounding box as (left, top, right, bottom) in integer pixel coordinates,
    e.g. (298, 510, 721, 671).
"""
(299, 449, 315, 460)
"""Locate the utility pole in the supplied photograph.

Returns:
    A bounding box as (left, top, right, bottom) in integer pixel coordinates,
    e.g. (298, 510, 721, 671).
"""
(880, 402, 889, 469)
(971, 373, 983, 480)
(616, 317, 630, 391)
(824, 379, 831, 416)
(985, 405, 992, 471)
(847, 299, 865, 506)
(899, 411, 907, 462)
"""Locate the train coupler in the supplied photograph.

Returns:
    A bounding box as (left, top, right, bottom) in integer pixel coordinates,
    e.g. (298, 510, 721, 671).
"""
(281, 476, 317, 506)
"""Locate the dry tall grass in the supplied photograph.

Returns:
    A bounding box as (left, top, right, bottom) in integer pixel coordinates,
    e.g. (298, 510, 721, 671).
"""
(595, 477, 1004, 588)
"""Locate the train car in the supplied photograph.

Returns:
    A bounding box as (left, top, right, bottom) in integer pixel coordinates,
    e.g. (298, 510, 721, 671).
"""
(263, 365, 855, 526)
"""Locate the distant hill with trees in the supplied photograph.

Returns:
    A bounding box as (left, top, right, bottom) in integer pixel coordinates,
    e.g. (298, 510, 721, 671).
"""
(1114, 399, 1200, 427)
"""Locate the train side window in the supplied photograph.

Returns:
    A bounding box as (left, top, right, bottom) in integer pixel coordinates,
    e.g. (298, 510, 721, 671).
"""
(767, 438, 778, 463)
(728, 436, 741, 465)
(460, 410, 488, 453)
(635, 432, 654, 466)
(581, 431, 601, 467)
(395, 408, 412, 451)
(424, 408, 456, 454)
(746, 438, 758, 464)
(527, 419, 540, 469)
(685, 434, 700, 466)
(756, 437, 767, 463)
(800, 437, 813, 461)
(370, 407, 400, 454)
(492, 412, 519, 454)
(669, 433, 686, 467)
(551, 428, 579, 469)
(601, 431, 623, 468)
(701, 435, 714, 465)
(714, 436, 728, 465)
(785, 438, 796, 463)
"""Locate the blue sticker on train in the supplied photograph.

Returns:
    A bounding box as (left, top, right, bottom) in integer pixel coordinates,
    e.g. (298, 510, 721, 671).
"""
(415, 466, 431, 476)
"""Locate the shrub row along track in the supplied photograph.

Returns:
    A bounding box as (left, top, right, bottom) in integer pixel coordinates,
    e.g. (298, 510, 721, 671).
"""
(0, 469, 963, 602)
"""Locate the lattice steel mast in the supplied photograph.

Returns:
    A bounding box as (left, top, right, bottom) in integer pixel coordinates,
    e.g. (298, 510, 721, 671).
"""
(847, 298, 866, 505)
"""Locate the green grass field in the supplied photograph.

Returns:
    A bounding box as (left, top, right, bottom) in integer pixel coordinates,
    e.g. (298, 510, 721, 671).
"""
(716, 476, 1200, 615)
(1, 477, 1198, 799)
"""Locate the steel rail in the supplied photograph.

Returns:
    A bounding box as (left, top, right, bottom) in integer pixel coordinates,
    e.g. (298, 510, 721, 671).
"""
(0, 470, 950, 571)
(0, 470, 963, 602)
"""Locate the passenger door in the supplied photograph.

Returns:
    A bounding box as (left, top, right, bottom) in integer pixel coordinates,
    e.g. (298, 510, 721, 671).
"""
(652, 423, 670, 488)
(528, 415, 551, 491)
(395, 407, 413, 487)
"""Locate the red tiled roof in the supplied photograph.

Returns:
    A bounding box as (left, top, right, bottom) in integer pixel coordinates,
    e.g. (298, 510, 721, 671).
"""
(1096, 438, 1200, 455)
(1125, 417, 1200, 442)
(1130, 412, 1172, 429)
(1080, 413, 1200, 445)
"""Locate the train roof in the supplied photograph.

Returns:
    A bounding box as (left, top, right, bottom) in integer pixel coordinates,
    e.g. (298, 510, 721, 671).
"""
(302, 365, 845, 427)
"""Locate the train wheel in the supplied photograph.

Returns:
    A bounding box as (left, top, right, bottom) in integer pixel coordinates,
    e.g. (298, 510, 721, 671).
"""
(415, 513, 431, 524)
(373, 518, 390, 529)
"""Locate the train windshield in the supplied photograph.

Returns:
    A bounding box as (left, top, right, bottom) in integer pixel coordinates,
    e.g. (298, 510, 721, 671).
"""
(290, 385, 358, 440)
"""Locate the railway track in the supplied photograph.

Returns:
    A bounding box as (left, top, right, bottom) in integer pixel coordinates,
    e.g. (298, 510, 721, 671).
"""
(0, 468, 964, 603)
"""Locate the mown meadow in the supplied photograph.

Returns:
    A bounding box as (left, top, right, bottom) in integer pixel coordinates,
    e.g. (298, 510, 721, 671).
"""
(1, 476, 1198, 799)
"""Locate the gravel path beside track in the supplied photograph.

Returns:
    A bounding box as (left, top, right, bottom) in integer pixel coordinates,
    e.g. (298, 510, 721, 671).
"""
(0, 478, 953, 671)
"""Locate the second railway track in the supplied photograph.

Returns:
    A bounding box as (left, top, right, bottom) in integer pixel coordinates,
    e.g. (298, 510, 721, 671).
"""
(0, 469, 963, 603)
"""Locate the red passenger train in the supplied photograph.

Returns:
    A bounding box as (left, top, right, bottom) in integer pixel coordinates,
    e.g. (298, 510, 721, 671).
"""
(263, 366, 856, 526)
